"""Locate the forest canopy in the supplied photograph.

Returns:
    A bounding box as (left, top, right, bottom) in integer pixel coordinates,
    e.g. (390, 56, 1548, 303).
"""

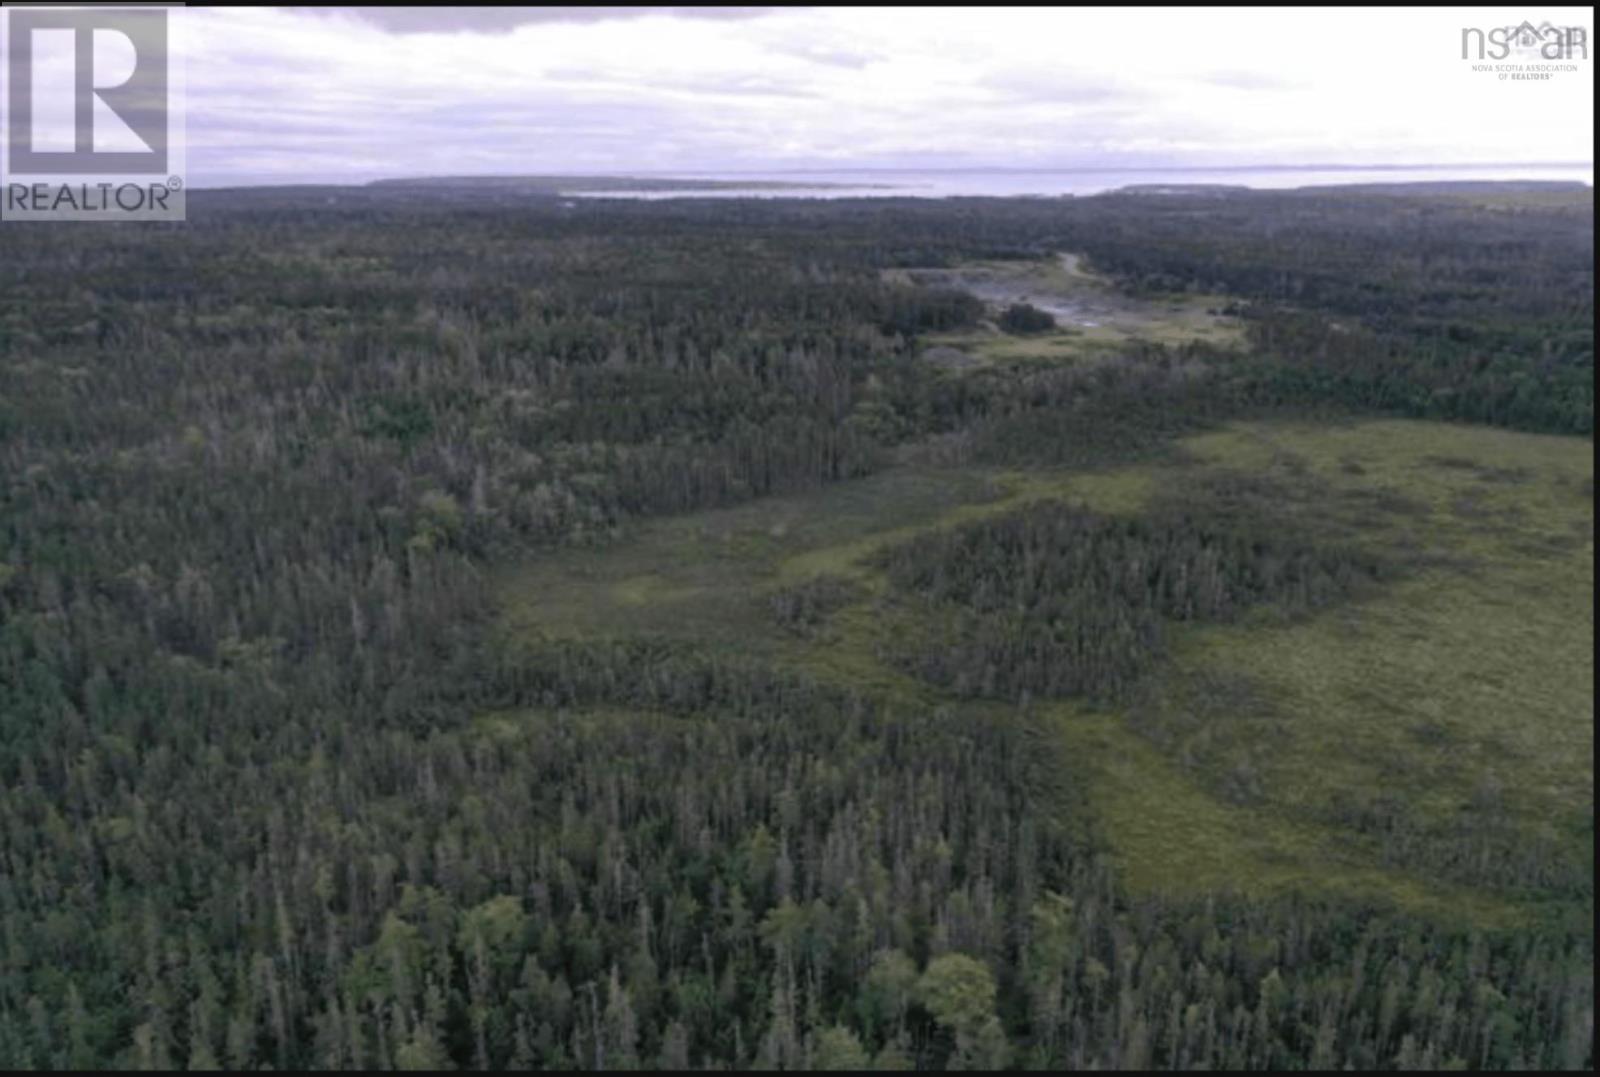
(0, 184, 1592, 1070)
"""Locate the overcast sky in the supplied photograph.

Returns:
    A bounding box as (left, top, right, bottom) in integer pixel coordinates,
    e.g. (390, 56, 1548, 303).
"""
(175, 6, 1594, 185)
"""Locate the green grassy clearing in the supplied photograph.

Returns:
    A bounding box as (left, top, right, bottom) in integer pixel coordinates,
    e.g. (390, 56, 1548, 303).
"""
(906, 251, 1244, 367)
(495, 418, 1593, 928)
(1129, 422, 1593, 911)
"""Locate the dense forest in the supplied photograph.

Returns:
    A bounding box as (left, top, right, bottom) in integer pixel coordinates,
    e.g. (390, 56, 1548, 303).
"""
(0, 184, 1592, 1069)
(878, 478, 1398, 703)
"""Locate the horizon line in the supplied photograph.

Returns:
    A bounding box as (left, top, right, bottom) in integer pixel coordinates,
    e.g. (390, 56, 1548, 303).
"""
(190, 160, 1595, 191)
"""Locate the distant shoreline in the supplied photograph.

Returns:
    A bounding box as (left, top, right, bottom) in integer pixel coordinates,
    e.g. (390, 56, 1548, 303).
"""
(189, 169, 1594, 200)
(192, 164, 1595, 195)
(367, 174, 895, 193)
(652, 160, 1595, 176)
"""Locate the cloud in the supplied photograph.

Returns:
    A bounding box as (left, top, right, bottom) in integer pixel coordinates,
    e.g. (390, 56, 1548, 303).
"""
(765, 40, 881, 70)
(177, 7, 1594, 185)
(297, 6, 781, 36)
(975, 65, 1152, 106)
(1200, 69, 1300, 91)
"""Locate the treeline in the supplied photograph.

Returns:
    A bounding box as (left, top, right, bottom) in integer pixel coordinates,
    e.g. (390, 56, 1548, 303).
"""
(541, 187, 1596, 434)
(877, 477, 1394, 703)
(4, 637, 1588, 1069)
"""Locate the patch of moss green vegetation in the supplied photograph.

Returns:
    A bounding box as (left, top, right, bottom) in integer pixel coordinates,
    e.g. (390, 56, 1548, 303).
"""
(499, 463, 1149, 649)
(1131, 421, 1594, 915)
(912, 251, 1244, 368)
(497, 418, 1592, 930)
(1048, 703, 1524, 929)
(498, 467, 1005, 652)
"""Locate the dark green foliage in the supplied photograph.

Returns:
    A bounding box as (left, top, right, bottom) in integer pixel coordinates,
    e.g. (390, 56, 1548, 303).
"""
(0, 186, 1590, 1069)
(879, 483, 1393, 703)
(997, 302, 1056, 334)
(767, 574, 864, 638)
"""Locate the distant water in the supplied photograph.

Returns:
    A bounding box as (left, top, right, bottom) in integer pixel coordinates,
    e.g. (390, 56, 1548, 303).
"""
(566, 164, 1593, 199)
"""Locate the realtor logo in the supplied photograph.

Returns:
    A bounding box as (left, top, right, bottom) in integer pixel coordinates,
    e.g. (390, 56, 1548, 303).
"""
(2, 3, 185, 221)
(1460, 19, 1589, 61)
